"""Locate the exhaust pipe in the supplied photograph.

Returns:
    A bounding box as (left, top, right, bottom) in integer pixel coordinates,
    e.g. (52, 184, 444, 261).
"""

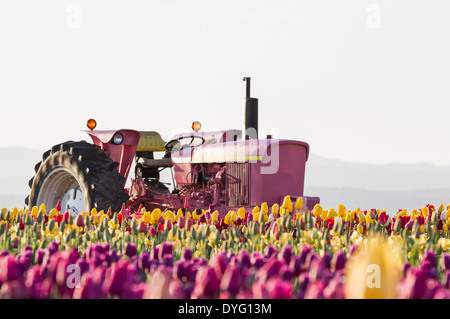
(242, 77, 258, 140)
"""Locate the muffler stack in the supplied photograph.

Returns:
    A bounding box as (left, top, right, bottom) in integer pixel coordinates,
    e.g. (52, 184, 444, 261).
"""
(242, 77, 258, 140)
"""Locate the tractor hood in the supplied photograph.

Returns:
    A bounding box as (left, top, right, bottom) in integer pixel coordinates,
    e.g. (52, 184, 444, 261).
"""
(171, 139, 310, 164)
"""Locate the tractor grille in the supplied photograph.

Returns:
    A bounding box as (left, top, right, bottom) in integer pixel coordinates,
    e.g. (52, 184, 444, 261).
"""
(226, 163, 250, 207)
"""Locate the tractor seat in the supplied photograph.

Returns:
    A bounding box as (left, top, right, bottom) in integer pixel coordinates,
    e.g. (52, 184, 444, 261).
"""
(136, 157, 172, 168)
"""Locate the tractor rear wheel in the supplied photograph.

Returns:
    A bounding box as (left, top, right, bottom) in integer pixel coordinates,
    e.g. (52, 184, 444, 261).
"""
(25, 141, 129, 216)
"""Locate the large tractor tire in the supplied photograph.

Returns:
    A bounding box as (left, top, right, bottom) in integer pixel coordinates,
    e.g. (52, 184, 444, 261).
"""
(25, 141, 129, 216)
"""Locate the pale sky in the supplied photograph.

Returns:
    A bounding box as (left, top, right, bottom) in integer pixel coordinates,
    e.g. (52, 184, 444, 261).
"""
(1, 0, 449, 166)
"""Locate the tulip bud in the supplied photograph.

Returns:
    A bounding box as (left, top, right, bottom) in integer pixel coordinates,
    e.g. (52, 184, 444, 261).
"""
(164, 219, 173, 231)
(138, 221, 148, 233)
(48, 218, 55, 231)
(75, 214, 84, 228)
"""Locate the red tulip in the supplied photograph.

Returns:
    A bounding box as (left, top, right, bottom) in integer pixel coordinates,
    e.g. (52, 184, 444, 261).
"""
(157, 222, 164, 233)
(164, 219, 173, 231)
(378, 212, 389, 226)
(75, 214, 85, 227)
(56, 200, 62, 212)
(138, 221, 148, 233)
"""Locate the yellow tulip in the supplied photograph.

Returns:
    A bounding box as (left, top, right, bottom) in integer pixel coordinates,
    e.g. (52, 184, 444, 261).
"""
(237, 207, 246, 220)
(108, 220, 116, 229)
(224, 212, 232, 225)
(92, 215, 99, 225)
(90, 208, 98, 215)
(365, 214, 373, 224)
(313, 204, 322, 217)
(165, 210, 175, 222)
(39, 204, 46, 215)
(345, 237, 401, 299)
(272, 204, 279, 215)
(192, 209, 199, 221)
(31, 206, 39, 218)
(338, 204, 346, 217)
(143, 211, 152, 224)
(258, 211, 266, 224)
(151, 209, 162, 222)
(295, 197, 303, 211)
(296, 212, 302, 220)
(211, 210, 219, 223)
(253, 212, 261, 223)
(357, 223, 364, 234)
(282, 196, 293, 213)
(100, 214, 109, 221)
(261, 202, 269, 215)
(252, 206, 260, 215)
(231, 211, 238, 223)
(422, 206, 429, 218)
(320, 210, 328, 221)
(48, 208, 58, 218)
(327, 210, 335, 220)
(438, 204, 444, 214)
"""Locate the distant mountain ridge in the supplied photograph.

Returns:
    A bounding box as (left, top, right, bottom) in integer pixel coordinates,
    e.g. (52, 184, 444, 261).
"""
(306, 154, 450, 192)
(0, 147, 448, 213)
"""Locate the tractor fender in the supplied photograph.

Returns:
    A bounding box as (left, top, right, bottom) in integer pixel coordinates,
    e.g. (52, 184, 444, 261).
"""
(83, 129, 141, 182)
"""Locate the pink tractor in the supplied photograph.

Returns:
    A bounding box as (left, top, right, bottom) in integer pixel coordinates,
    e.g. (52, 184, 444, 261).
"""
(26, 78, 319, 216)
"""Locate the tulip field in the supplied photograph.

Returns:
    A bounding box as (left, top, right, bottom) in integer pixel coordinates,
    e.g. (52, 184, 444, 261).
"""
(0, 196, 450, 299)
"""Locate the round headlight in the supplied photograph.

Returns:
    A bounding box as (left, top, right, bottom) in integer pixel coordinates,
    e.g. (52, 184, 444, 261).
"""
(112, 133, 124, 145)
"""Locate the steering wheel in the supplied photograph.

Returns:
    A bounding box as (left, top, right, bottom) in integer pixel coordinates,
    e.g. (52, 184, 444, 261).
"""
(164, 136, 205, 152)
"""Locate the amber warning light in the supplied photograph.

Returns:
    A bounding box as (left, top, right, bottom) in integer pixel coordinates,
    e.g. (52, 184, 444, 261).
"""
(192, 121, 201, 132)
(87, 119, 97, 130)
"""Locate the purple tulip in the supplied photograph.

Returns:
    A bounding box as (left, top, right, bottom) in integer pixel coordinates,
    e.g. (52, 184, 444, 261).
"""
(268, 279, 292, 299)
(163, 254, 173, 267)
(253, 257, 264, 269)
(0, 255, 22, 282)
(281, 245, 292, 264)
(398, 267, 428, 299)
(220, 265, 241, 295)
(290, 256, 302, 277)
(332, 251, 346, 271)
(158, 242, 173, 261)
(406, 220, 414, 231)
(182, 248, 193, 261)
(442, 254, 450, 270)
(211, 253, 229, 279)
(151, 246, 160, 261)
(238, 250, 251, 268)
(299, 245, 312, 265)
(192, 266, 220, 298)
(125, 243, 137, 258)
(260, 259, 283, 281)
(281, 265, 294, 281)
(264, 245, 277, 259)
(423, 251, 436, 268)
(103, 259, 130, 296)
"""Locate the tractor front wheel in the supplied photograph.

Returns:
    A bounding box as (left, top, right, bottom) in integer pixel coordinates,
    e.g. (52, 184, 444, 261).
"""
(25, 141, 129, 216)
